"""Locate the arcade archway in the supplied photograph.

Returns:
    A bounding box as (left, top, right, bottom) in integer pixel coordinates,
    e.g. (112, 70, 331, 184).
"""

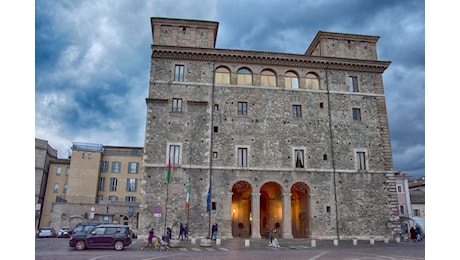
(231, 181, 252, 238)
(291, 182, 310, 238)
(260, 182, 283, 237)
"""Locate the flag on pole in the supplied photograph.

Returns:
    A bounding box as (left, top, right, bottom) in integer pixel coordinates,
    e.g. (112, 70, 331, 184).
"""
(167, 158, 171, 183)
(206, 186, 211, 212)
(185, 185, 190, 210)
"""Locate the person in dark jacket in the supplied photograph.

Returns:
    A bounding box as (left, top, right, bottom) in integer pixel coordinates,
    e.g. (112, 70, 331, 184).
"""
(212, 223, 218, 240)
(410, 227, 417, 241)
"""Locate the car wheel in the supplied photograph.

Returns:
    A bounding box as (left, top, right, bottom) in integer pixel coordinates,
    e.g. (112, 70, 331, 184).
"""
(114, 241, 124, 251)
(75, 240, 86, 251)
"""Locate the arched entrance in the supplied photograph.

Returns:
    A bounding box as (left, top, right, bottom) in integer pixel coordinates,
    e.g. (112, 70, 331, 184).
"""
(231, 181, 252, 238)
(260, 182, 283, 237)
(291, 182, 310, 238)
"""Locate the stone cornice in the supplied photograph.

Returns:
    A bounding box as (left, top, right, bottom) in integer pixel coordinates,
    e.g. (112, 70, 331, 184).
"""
(151, 46, 391, 73)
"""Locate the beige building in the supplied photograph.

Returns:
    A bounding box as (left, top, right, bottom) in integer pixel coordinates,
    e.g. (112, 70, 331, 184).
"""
(37, 141, 143, 231)
(139, 17, 398, 240)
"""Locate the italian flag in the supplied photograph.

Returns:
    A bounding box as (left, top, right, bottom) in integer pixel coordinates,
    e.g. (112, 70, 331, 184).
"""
(167, 158, 171, 183)
(185, 185, 190, 210)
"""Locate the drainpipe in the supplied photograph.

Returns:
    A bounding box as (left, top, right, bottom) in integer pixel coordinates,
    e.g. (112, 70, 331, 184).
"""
(325, 64, 340, 241)
(208, 61, 216, 238)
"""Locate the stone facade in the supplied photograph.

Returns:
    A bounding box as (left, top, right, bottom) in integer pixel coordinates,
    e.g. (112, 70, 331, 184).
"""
(139, 18, 398, 241)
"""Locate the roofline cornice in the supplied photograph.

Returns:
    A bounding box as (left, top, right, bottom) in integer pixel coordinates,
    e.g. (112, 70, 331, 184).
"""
(151, 46, 391, 73)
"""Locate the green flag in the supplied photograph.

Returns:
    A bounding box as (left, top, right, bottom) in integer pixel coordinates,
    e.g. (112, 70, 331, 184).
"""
(167, 158, 171, 183)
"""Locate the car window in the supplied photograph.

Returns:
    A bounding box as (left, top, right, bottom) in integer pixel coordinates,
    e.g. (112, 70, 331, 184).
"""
(105, 227, 117, 235)
(94, 228, 105, 235)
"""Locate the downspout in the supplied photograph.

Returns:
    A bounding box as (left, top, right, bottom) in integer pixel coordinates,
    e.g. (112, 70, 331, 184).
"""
(325, 64, 340, 241)
(208, 61, 216, 238)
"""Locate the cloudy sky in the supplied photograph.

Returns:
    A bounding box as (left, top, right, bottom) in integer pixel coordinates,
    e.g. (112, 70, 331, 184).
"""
(34, 0, 425, 178)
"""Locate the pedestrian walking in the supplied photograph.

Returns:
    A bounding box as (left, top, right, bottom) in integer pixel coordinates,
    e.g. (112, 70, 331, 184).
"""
(178, 223, 184, 240)
(415, 225, 422, 241)
(410, 226, 417, 242)
(212, 223, 218, 241)
(142, 228, 155, 251)
(184, 224, 189, 240)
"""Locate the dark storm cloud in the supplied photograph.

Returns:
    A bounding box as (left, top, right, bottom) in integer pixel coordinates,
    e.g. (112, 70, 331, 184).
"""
(35, 0, 425, 178)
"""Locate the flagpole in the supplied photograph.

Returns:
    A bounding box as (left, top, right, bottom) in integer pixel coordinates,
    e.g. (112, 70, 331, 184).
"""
(164, 158, 171, 235)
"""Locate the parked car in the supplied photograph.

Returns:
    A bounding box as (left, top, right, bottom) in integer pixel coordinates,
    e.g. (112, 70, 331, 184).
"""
(58, 227, 72, 238)
(37, 227, 57, 238)
(69, 224, 132, 251)
(73, 223, 101, 234)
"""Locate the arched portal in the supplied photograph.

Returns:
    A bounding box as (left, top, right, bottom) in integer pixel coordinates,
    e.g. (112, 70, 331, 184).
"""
(231, 181, 252, 238)
(260, 182, 283, 237)
(290, 182, 310, 238)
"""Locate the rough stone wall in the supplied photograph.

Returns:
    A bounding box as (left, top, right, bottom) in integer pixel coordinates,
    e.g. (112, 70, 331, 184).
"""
(142, 19, 395, 240)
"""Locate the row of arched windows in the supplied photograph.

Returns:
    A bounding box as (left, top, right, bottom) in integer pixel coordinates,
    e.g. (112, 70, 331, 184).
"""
(215, 66, 320, 90)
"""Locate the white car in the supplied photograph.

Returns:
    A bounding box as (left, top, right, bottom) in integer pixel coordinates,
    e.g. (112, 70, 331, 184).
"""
(38, 227, 57, 238)
(58, 227, 72, 238)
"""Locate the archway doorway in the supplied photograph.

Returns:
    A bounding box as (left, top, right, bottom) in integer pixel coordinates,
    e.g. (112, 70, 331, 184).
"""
(260, 182, 283, 238)
(291, 182, 310, 238)
(231, 181, 252, 238)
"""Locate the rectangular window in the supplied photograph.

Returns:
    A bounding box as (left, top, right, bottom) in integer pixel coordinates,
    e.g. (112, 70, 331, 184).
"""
(126, 196, 136, 202)
(399, 205, 405, 215)
(292, 105, 302, 118)
(56, 167, 61, 176)
(238, 148, 248, 167)
(413, 209, 420, 217)
(174, 65, 184, 82)
(128, 162, 138, 174)
(172, 98, 182, 112)
(238, 102, 247, 115)
(397, 185, 402, 193)
(125, 196, 137, 202)
(357, 151, 367, 171)
(99, 177, 105, 191)
(97, 195, 103, 203)
(65, 167, 70, 176)
(110, 177, 117, 191)
(108, 195, 118, 201)
(295, 149, 304, 168)
(213, 152, 218, 158)
(100, 161, 109, 173)
(352, 108, 361, 121)
(214, 104, 219, 111)
(53, 183, 59, 193)
(169, 145, 181, 165)
(63, 184, 68, 194)
(126, 178, 137, 192)
(112, 161, 121, 173)
(349, 76, 359, 92)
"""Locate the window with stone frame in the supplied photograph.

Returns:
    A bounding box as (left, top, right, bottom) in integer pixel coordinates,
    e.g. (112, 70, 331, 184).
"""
(238, 147, 248, 167)
(110, 177, 117, 191)
(292, 105, 302, 118)
(285, 71, 299, 89)
(349, 76, 359, 92)
(215, 66, 230, 84)
(238, 102, 247, 115)
(172, 98, 182, 112)
(174, 64, 184, 82)
(237, 68, 252, 85)
(306, 73, 319, 90)
(294, 149, 305, 168)
(169, 144, 181, 165)
(261, 69, 276, 87)
(352, 108, 361, 121)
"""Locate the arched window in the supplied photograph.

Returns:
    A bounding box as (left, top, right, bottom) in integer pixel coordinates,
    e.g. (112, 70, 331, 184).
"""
(306, 73, 320, 90)
(285, 71, 299, 89)
(237, 68, 252, 85)
(260, 69, 276, 87)
(215, 67, 230, 84)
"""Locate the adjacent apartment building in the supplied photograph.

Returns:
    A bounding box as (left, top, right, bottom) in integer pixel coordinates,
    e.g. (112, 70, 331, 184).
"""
(138, 17, 398, 240)
(36, 139, 143, 231)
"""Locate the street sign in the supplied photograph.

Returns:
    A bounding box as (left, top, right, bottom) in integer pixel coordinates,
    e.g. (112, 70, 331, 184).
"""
(90, 206, 96, 212)
(154, 205, 162, 214)
(154, 213, 161, 218)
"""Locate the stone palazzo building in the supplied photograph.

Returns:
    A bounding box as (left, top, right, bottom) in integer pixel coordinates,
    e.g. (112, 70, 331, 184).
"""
(139, 17, 398, 240)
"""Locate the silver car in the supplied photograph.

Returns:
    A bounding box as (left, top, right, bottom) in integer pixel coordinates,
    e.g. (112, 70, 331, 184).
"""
(38, 227, 57, 238)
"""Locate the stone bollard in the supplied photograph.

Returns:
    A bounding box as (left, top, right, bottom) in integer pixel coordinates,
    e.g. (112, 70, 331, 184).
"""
(353, 238, 358, 245)
(200, 238, 212, 247)
(216, 238, 221, 245)
(169, 239, 181, 248)
(333, 239, 338, 246)
(311, 239, 316, 247)
(244, 239, 250, 247)
(384, 238, 389, 244)
(191, 237, 196, 244)
(396, 237, 400, 243)
(370, 238, 375, 245)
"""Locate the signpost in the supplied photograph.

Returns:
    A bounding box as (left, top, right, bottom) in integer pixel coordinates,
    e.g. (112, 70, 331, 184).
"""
(89, 206, 96, 219)
(154, 205, 162, 232)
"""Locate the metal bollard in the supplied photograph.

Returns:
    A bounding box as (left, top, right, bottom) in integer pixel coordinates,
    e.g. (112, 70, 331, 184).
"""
(311, 239, 316, 247)
(353, 238, 358, 245)
(333, 239, 338, 246)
